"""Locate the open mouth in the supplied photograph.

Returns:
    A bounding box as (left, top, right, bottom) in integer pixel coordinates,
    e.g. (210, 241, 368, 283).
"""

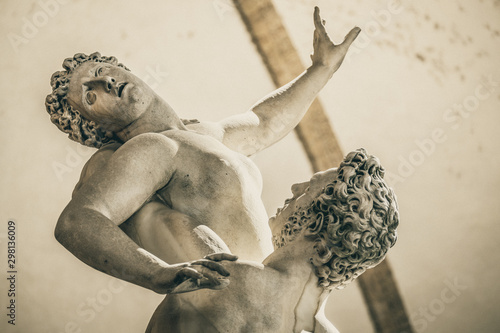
(117, 82, 128, 97)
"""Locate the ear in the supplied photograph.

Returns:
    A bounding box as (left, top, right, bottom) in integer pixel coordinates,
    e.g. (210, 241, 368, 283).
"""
(305, 212, 325, 236)
(309, 238, 334, 266)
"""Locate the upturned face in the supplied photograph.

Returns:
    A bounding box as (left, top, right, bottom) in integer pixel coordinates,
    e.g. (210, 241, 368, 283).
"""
(269, 168, 339, 244)
(66, 61, 155, 132)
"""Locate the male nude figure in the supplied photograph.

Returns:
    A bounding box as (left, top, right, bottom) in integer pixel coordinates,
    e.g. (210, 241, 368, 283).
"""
(46, 7, 360, 294)
(145, 150, 399, 332)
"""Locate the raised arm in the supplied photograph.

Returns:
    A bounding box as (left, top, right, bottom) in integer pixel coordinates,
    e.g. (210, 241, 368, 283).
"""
(55, 133, 235, 294)
(220, 7, 360, 156)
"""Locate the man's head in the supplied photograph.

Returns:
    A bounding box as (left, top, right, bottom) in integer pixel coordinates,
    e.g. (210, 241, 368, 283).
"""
(45, 52, 156, 148)
(270, 148, 399, 290)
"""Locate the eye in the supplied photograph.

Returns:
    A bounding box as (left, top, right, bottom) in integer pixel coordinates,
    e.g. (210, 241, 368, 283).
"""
(95, 66, 104, 77)
(86, 91, 96, 105)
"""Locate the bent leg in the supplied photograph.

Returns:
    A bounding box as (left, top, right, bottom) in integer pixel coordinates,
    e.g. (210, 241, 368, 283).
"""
(120, 200, 230, 264)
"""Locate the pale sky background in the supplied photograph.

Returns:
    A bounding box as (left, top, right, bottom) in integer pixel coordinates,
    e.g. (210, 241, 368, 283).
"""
(0, 0, 499, 332)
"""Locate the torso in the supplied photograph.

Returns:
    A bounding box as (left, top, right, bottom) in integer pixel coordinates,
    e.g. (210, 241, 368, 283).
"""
(156, 128, 271, 260)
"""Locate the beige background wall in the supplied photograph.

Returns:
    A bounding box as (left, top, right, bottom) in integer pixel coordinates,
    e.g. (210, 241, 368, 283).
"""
(0, 0, 499, 332)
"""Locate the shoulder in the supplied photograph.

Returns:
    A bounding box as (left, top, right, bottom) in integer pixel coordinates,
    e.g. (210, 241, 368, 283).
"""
(184, 120, 224, 142)
(117, 133, 179, 161)
(101, 134, 180, 182)
(73, 134, 177, 196)
(222, 260, 283, 290)
(79, 133, 178, 177)
(125, 132, 179, 148)
(90, 142, 122, 164)
(88, 141, 122, 162)
(73, 142, 122, 195)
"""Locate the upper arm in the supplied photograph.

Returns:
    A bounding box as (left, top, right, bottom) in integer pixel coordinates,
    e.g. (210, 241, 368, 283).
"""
(184, 116, 265, 156)
(218, 111, 265, 156)
(68, 133, 178, 225)
(218, 102, 295, 156)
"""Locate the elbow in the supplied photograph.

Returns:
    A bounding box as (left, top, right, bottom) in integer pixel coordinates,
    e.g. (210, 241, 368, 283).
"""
(54, 210, 74, 245)
(54, 216, 67, 244)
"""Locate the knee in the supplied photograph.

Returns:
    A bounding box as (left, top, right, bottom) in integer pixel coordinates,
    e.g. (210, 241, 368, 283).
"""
(154, 207, 196, 229)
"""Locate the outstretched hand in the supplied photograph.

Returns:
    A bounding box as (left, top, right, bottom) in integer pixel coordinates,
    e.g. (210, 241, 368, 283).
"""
(152, 253, 238, 294)
(310, 6, 360, 72)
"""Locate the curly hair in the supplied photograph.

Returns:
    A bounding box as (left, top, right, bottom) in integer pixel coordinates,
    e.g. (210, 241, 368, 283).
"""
(273, 148, 399, 290)
(45, 52, 130, 148)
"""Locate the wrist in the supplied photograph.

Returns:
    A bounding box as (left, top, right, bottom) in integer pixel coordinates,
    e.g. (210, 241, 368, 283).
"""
(148, 264, 168, 294)
(308, 62, 336, 82)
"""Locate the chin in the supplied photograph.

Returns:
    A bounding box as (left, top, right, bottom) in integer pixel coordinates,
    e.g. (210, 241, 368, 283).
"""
(127, 85, 142, 102)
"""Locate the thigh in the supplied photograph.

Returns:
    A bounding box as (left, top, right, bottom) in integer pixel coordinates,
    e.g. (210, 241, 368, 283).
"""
(119, 200, 230, 264)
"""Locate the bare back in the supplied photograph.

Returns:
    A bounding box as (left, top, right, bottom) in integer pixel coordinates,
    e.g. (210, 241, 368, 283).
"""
(146, 261, 289, 333)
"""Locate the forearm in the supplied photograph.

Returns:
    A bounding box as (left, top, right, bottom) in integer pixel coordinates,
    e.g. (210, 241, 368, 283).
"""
(220, 64, 336, 155)
(55, 205, 165, 292)
(221, 8, 358, 155)
(250, 63, 335, 137)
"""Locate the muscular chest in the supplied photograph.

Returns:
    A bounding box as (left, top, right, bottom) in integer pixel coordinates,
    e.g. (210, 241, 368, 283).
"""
(158, 130, 263, 207)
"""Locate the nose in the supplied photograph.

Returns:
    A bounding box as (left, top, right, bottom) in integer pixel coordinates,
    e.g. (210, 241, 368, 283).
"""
(291, 181, 309, 197)
(102, 76, 116, 92)
(87, 76, 116, 92)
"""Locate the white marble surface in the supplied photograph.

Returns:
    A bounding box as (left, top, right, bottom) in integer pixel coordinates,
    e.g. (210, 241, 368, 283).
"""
(0, 0, 499, 332)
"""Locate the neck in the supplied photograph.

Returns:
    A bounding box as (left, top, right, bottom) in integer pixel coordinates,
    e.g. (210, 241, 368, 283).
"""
(115, 96, 187, 142)
(263, 239, 329, 333)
